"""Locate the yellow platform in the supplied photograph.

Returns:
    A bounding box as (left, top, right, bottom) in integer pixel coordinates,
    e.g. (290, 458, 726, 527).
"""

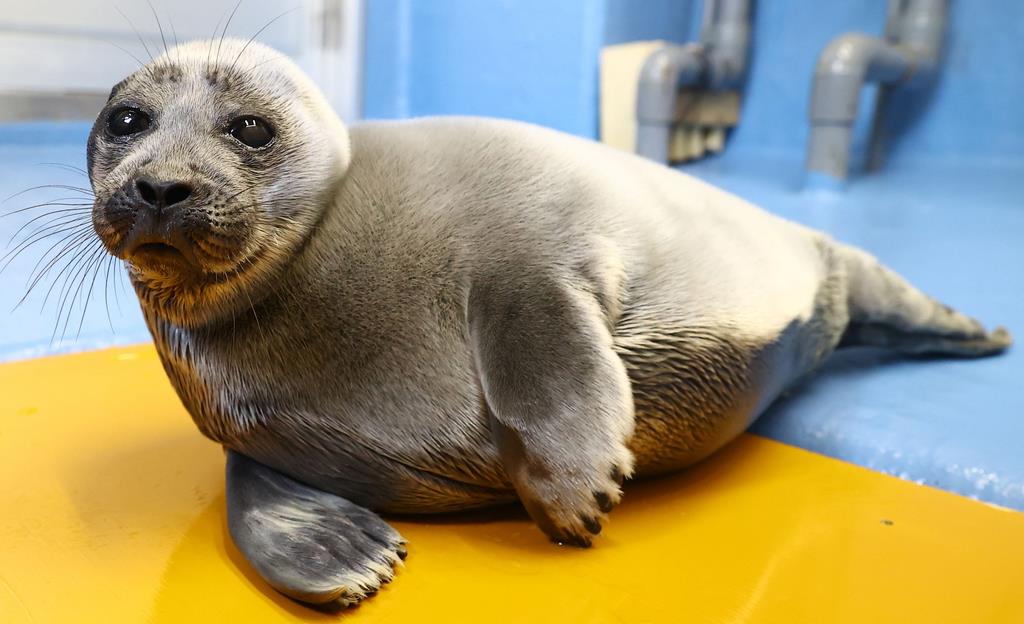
(1, 345, 1023, 623)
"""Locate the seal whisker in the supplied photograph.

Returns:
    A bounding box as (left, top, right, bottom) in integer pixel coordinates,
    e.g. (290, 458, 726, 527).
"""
(3, 225, 91, 281)
(6, 209, 91, 249)
(168, 17, 182, 66)
(145, 0, 169, 59)
(3, 185, 93, 204)
(102, 252, 117, 332)
(242, 53, 290, 76)
(3, 196, 92, 213)
(38, 162, 89, 177)
(0, 218, 92, 273)
(8, 206, 91, 236)
(216, 0, 245, 70)
(21, 229, 93, 315)
(224, 183, 259, 204)
(51, 242, 106, 342)
(73, 244, 113, 339)
(20, 227, 98, 308)
(2, 204, 93, 227)
(115, 6, 154, 64)
(228, 8, 300, 76)
(51, 251, 93, 342)
(108, 253, 125, 314)
(206, 14, 224, 74)
(54, 243, 104, 339)
(242, 284, 264, 338)
(100, 38, 147, 70)
(22, 224, 96, 286)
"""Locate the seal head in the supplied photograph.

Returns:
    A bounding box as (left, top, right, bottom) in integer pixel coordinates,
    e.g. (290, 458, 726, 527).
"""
(87, 39, 350, 327)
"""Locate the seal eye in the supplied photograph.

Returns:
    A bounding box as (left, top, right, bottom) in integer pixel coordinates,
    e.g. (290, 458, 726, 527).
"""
(107, 107, 151, 137)
(229, 116, 275, 149)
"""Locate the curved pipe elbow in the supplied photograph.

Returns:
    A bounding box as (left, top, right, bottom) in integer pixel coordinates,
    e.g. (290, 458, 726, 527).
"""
(810, 33, 914, 124)
(816, 33, 913, 83)
(636, 43, 707, 123)
(806, 2, 946, 180)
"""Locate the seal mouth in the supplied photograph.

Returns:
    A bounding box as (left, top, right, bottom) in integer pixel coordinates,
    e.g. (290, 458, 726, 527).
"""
(134, 241, 182, 258)
(125, 236, 195, 274)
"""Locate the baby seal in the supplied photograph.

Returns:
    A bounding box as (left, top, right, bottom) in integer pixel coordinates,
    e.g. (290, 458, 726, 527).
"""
(86, 39, 1011, 606)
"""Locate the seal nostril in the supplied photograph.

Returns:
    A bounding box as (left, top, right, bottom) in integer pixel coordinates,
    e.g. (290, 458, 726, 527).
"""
(164, 183, 192, 207)
(136, 178, 158, 205)
(134, 177, 193, 210)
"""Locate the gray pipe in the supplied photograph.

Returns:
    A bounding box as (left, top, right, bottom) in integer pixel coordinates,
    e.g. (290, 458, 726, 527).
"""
(701, 0, 752, 90)
(635, 0, 752, 163)
(636, 43, 706, 163)
(806, 0, 947, 181)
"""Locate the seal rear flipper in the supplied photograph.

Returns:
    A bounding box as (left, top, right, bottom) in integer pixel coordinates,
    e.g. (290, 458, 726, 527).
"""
(836, 243, 1013, 357)
(225, 450, 406, 607)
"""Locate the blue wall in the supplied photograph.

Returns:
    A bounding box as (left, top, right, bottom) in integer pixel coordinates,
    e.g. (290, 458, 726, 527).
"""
(365, 0, 605, 137)
(364, 0, 691, 138)
(728, 0, 1024, 167)
(602, 0, 697, 45)
(364, 0, 1024, 168)
(881, 0, 1024, 166)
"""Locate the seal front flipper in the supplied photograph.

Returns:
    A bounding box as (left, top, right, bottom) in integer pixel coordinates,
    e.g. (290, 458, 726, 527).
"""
(469, 270, 635, 546)
(225, 450, 406, 606)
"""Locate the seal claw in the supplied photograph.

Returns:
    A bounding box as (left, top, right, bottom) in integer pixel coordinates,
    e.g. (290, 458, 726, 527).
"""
(581, 515, 603, 535)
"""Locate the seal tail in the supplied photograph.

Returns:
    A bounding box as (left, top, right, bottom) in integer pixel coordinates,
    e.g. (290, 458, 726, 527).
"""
(835, 244, 1012, 357)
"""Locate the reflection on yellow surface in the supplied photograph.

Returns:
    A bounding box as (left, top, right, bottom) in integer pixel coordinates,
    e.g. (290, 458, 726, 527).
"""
(1, 346, 1023, 623)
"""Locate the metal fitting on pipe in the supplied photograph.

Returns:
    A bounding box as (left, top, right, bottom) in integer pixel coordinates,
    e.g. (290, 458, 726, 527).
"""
(806, 0, 947, 182)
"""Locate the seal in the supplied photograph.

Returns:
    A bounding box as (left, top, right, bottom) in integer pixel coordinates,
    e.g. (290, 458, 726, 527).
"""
(86, 38, 1012, 606)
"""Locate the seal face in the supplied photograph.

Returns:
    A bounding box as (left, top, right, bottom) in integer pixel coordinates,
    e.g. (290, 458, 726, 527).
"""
(88, 40, 350, 328)
(86, 39, 1012, 607)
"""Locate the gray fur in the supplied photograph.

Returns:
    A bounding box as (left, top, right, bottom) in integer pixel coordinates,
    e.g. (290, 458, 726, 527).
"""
(226, 450, 406, 606)
(86, 40, 1012, 605)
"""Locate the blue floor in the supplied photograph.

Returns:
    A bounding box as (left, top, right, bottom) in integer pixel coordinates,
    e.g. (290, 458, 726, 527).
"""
(1, 123, 1022, 510)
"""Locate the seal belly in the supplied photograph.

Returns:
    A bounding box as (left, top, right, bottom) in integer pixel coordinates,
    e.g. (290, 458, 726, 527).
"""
(615, 315, 766, 475)
(615, 253, 848, 475)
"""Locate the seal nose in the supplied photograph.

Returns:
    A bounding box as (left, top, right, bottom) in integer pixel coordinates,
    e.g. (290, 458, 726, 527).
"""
(119, 175, 199, 267)
(135, 176, 193, 212)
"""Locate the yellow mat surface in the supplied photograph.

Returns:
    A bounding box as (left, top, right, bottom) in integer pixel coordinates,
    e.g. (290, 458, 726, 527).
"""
(1, 345, 1023, 623)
